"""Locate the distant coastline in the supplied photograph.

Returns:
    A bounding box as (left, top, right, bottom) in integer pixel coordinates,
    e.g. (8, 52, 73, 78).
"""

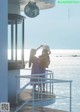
(54, 55, 80, 57)
(8, 49, 80, 60)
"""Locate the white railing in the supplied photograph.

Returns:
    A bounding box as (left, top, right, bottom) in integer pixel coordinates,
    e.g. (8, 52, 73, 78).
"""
(15, 69, 72, 112)
(17, 69, 54, 94)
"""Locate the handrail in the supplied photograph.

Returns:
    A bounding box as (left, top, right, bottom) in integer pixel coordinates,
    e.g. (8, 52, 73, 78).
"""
(17, 82, 30, 94)
(16, 75, 72, 83)
(16, 73, 52, 78)
(16, 69, 53, 77)
(15, 100, 30, 112)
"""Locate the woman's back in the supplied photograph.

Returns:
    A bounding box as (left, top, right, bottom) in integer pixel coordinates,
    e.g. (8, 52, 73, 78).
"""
(31, 56, 40, 74)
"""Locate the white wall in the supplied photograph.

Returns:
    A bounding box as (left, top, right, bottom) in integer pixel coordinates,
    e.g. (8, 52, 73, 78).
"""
(0, 0, 8, 101)
(8, 70, 20, 105)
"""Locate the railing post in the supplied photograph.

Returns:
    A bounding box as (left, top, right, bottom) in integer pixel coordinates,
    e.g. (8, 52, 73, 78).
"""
(16, 76, 18, 104)
(38, 75, 39, 100)
(52, 72, 54, 94)
(46, 77, 47, 92)
(70, 81, 72, 112)
(41, 78, 42, 100)
(32, 84, 35, 112)
(50, 73, 51, 93)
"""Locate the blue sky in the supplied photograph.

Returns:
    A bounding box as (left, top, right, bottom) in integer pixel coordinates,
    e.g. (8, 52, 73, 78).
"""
(23, 3, 80, 49)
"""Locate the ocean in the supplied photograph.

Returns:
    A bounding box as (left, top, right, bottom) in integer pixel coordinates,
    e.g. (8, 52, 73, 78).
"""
(48, 50, 80, 112)
(8, 49, 80, 112)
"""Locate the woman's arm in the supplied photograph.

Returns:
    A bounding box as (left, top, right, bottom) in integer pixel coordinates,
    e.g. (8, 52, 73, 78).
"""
(35, 45, 43, 51)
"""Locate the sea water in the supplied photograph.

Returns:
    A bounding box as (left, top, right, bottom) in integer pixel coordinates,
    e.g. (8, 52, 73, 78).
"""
(47, 50, 80, 112)
(8, 49, 80, 112)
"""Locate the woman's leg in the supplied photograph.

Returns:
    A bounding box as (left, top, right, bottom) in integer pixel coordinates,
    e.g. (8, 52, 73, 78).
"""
(33, 84, 37, 92)
(43, 83, 45, 92)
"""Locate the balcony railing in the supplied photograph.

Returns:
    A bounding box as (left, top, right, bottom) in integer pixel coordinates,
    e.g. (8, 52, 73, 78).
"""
(14, 69, 72, 112)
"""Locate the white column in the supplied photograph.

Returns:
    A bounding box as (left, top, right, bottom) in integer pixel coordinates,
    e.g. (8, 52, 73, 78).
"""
(0, 0, 8, 101)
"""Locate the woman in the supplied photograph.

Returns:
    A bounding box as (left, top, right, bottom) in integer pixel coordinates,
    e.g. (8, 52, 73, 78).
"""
(29, 45, 51, 92)
(29, 45, 43, 74)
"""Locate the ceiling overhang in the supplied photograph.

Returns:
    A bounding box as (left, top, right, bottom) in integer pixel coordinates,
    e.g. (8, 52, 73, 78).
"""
(8, 0, 56, 12)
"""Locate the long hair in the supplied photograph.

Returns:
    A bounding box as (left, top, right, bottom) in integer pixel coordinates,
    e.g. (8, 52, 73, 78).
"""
(29, 49, 36, 67)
